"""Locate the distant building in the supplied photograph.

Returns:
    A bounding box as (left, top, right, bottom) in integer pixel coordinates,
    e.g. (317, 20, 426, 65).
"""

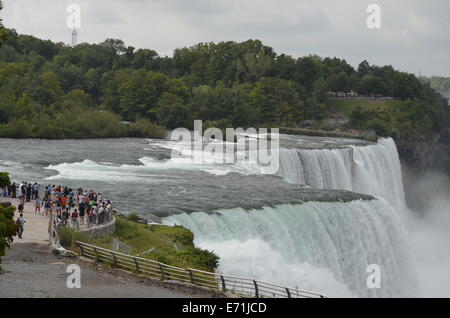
(71, 29, 78, 47)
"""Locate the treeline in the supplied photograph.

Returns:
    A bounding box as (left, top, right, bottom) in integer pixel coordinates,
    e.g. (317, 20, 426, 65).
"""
(0, 28, 448, 139)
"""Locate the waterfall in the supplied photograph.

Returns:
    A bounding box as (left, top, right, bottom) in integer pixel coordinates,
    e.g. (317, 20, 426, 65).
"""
(164, 199, 416, 298)
(277, 138, 407, 212)
(163, 137, 417, 297)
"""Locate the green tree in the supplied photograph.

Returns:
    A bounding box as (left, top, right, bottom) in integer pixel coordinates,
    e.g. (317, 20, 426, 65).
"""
(155, 92, 193, 129)
(0, 171, 10, 188)
(0, 203, 18, 270)
(327, 72, 349, 95)
(251, 77, 303, 125)
(236, 50, 273, 83)
(313, 78, 328, 104)
(0, 1, 7, 45)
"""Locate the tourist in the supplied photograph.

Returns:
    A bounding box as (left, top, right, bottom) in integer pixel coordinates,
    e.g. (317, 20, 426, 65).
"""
(71, 209, 79, 231)
(11, 182, 16, 198)
(79, 202, 85, 225)
(26, 183, 32, 202)
(44, 198, 51, 216)
(8, 179, 114, 230)
(61, 195, 67, 212)
(17, 213, 26, 239)
(18, 196, 25, 213)
(35, 197, 41, 214)
(32, 183, 39, 200)
(62, 208, 69, 226)
(55, 196, 62, 216)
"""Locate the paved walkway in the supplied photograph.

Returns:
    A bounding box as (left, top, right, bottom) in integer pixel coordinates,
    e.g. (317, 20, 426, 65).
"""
(0, 197, 94, 244)
(1, 197, 50, 244)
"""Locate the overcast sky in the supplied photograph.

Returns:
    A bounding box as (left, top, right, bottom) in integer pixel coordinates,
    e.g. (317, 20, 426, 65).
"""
(2, 0, 449, 77)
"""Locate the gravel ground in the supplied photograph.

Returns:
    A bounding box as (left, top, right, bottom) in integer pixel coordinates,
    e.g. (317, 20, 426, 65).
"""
(0, 243, 205, 298)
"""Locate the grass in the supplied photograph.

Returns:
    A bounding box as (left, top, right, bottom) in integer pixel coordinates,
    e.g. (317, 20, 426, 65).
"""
(329, 98, 393, 117)
(60, 215, 219, 272)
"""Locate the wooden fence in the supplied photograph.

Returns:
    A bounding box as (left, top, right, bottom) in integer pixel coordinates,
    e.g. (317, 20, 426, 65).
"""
(76, 241, 326, 299)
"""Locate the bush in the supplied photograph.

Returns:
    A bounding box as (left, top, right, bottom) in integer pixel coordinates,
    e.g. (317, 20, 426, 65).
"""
(115, 217, 139, 239)
(4, 119, 30, 138)
(127, 213, 141, 223)
(0, 204, 19, 268)
(0, 172, 10, 188)
(128, 118, 167, 139)
(57, 228, 89, 248)
(180, 246, 220, 271)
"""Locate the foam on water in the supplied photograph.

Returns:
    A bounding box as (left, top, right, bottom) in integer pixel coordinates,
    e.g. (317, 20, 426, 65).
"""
(164, 199, 416, 297)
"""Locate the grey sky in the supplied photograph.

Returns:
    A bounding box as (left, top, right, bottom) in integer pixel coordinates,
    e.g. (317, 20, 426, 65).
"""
(2, 0, 449, 76)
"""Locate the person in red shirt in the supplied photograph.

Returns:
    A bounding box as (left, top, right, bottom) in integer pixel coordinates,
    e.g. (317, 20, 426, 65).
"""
(71, 209, 79, 231)
(61, 196, 67, 209)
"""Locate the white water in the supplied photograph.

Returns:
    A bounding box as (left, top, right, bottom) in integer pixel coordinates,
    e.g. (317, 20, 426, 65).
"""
(277, 138, 407, 212)
(164, 200, 415, 298)
(162, 137, 425, 297)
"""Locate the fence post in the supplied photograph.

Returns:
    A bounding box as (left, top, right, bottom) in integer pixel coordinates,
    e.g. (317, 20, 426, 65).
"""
(134, 258, 139, 273)
(111, 252, 116, 267)
(253, 280, 259, 298)
(159, 263, 166, 281)
(188, 269, 194, 284)
(79, 243, 84, 256)
(286, 288, 291, 298)
(93, 247, 99, 262)
(220, 275, 227, 292)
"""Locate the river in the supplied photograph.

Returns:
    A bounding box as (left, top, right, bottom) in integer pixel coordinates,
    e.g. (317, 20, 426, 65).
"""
(1, 134, 449, 297)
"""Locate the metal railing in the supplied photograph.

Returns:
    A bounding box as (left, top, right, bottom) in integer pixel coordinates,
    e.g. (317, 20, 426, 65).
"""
(111, 237, 132, 254)
(76, 241, 326, 299)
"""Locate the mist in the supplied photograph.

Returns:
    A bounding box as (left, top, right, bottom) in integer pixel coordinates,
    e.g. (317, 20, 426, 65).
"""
(405, 171, 450, 297)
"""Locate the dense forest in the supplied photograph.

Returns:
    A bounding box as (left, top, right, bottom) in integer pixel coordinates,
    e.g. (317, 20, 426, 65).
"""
(0, 26, 448, 140)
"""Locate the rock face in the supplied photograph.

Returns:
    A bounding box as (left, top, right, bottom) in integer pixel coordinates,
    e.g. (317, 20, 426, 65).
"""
(397, 132, 450, 173)
(398, 130, 450, 214)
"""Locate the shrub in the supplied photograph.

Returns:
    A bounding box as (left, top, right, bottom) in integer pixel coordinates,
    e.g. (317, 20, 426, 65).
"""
(128, 118, 167, 139)
(57, 228, 89, 248)
(127, 213, 141, 223)
(0, 172, 10, 188)
(0, 204, 18, 269)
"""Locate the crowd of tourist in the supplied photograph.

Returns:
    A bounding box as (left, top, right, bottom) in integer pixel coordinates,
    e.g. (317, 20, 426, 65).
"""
(2, 182, 113, 233)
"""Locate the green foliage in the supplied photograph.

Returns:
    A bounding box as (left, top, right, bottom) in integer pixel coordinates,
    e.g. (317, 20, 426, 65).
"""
(329, 98, 391, 117)
(348, 98, 442, 139)
(74, 215, 219, 272)
(57, 228, 89, 248)
(127, 213, 141, 223)
(155, 92, 193, 129)
(0, 172, 11, 188)
(0, 27, 447, 141)
(0, 204, 19, 266)
(128, 118, 167, 138)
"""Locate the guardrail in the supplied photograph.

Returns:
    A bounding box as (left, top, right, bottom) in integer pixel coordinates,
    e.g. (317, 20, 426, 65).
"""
(76, 241, 326, 298)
